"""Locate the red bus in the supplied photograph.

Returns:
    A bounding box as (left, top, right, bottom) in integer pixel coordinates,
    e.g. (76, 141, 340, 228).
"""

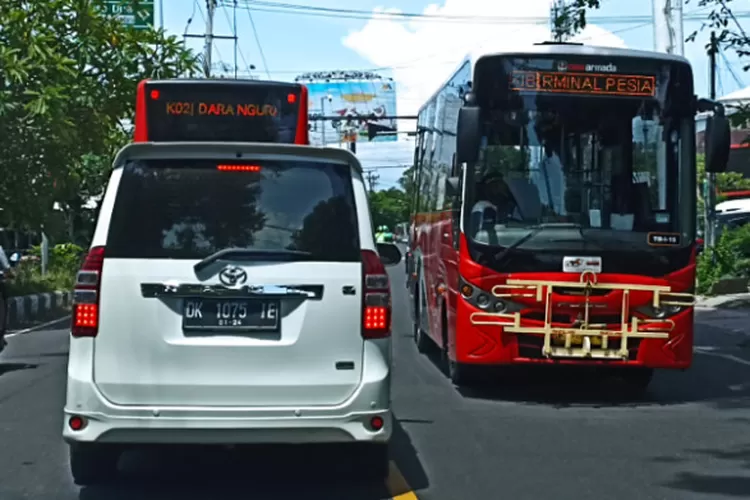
(406, 43, 730, 391)
(134, 79, 309, 145)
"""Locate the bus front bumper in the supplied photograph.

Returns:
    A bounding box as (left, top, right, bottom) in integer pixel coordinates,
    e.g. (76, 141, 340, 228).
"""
(458, 274, 694, 369)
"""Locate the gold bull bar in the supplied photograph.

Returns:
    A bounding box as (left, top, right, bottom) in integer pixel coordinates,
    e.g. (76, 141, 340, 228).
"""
(469, 271, 695, 360)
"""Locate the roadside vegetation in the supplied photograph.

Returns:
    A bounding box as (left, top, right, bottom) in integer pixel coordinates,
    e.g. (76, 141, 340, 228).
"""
(6, 244, 85, 297)
(0, 1, 199, 297)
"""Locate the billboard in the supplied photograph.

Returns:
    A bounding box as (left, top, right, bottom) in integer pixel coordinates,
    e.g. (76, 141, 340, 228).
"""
(306, 79, 398, 144)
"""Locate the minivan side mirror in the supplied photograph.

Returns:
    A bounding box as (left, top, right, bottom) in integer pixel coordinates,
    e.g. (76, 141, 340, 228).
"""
(376, 243, 402, 266)
(705, 114, 731, 173)
(456, 107, 481, 166)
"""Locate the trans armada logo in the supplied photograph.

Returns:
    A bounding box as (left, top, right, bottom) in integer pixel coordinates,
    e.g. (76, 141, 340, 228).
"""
(556, 61, 618, 73)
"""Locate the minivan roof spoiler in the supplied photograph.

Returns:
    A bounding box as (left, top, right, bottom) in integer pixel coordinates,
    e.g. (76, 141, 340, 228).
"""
(112, 142, 363, 173)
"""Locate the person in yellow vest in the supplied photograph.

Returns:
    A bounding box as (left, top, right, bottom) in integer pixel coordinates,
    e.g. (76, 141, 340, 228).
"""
(375, 225, 393, 243)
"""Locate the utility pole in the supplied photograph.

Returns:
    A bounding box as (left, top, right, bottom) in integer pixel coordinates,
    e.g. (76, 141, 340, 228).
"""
(203, 0, 216, 77)
(652, 0, 684, 56)
(364, 171, 379, 192)
(706, 31, 719, 248)
(652, 0, 685, 212)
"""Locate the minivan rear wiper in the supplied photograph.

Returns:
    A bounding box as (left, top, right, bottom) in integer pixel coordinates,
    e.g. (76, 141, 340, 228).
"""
(194, 247, 313, 273)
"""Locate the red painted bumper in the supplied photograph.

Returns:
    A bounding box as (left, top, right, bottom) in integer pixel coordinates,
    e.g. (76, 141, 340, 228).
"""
(453, 295, 693, 369)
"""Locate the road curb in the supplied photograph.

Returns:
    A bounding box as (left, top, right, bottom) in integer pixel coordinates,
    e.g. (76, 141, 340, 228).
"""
(6, 291, 73, 329)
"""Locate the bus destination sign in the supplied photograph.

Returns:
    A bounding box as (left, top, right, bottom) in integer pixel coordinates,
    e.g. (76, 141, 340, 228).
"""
(510, 70, 656, 98)
(163, 101, 279, 118)
(142, 81, 302, 143)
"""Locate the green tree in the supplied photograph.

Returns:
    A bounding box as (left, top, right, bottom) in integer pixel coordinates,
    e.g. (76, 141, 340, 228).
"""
(369, 188, 409, 229)
(550, 0, 602, 40)
(0, 0, 199, 240)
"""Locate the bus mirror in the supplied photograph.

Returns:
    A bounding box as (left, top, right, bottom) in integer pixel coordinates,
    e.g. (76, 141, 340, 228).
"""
(445, 176, 460, 197)
(456, 107, 481, 166)
(705, 114, 731, 173)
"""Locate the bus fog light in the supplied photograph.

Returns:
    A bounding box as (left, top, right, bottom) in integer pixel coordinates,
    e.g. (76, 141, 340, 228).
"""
(494, 300, 507, 312)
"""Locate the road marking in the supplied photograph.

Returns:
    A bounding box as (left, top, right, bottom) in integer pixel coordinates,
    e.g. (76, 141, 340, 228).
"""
(6, 315, 71, 338)
(695, 346, 750, 367)
(386, 460, 418, 499)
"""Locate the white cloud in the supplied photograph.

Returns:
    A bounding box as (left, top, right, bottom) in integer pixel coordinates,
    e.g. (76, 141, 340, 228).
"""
(343, 0, 628, 130)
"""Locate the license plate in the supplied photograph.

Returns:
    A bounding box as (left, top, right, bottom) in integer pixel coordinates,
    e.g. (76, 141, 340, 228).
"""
(552, 334, 602, 347)
(182, 298, 280, 332)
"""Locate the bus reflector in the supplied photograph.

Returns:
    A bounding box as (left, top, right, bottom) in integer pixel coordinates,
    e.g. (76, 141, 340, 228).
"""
(217, 165, 261, 172)
(287, 93, 297, 104)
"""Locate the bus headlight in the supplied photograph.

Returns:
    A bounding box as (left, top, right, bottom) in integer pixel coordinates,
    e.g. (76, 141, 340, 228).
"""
(636, 304, 684, 318)
(476, 293, 490, 308)
(459, 277, 521, 313)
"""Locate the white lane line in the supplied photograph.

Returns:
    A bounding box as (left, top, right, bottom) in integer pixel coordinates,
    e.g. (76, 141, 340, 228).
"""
(694, 346, 750, 367)
(6, 315, 71, 338)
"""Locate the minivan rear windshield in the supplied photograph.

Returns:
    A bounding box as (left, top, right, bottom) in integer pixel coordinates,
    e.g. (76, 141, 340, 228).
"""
(106, 159, 360, 262)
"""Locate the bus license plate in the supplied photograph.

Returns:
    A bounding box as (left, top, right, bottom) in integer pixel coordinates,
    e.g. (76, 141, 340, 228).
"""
(182, 298, 280, 332)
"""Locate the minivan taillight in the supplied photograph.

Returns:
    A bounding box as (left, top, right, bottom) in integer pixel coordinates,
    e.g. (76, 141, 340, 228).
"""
(71, 246, 105, 337)
(361, 250, 391, 339)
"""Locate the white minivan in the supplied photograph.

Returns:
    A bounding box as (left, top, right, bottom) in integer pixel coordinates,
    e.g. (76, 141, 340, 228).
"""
(63, 142, 401, 485)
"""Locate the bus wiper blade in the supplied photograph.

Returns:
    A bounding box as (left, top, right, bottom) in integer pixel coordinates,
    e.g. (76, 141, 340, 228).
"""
(194, 247, 313, 273)
(493, 223, 583, 263)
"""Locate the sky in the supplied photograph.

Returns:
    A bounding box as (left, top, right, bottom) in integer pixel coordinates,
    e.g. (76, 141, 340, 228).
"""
(153, 0, 750, 189)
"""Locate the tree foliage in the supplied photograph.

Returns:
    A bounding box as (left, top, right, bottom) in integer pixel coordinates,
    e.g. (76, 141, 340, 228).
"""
(551, 0, 602, 40)
(0, 0, 199, 235)
(369, 188, 409, 229)
(685, 0, 750, 130)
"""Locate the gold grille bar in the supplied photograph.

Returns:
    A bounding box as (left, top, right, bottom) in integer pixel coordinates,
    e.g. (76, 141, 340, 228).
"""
(469, 271, 694, 360)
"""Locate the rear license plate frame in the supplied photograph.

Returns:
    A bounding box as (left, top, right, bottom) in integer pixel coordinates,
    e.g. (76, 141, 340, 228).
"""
(182, 298, 281, 333)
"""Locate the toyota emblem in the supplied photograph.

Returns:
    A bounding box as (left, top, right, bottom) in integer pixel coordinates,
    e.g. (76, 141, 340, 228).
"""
(219, 266, 248, 287)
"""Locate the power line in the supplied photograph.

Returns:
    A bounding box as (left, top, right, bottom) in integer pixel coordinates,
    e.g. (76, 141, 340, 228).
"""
(244, 2, 271, 78)
(221, 1, 252, 78)
(226, 0, 750, 26)
(227, 19, 662, 75)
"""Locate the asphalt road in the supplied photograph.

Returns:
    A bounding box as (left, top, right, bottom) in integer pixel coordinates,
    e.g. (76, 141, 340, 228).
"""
(2, 262, 750, 499)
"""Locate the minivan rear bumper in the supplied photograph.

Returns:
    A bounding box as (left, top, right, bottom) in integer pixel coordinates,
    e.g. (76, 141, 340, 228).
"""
(62, 408, 391, 445)
(64, 340, 391, 445)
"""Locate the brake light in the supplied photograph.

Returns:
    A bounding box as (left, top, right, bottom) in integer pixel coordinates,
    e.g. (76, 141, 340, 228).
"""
(361, 250, 391, 339)
(217, 164, 261, 172)
(71, 246, 105, 337)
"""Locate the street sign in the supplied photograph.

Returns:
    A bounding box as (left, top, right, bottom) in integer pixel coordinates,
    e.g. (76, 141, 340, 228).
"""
(101, 0, 154, 30)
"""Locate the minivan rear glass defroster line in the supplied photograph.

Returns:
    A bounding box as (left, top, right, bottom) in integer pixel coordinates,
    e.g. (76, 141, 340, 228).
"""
(193, 247, 313, 273)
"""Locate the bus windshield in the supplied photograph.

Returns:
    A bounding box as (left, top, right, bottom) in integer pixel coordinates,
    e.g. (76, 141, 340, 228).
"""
(466, 56, 695, 252)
